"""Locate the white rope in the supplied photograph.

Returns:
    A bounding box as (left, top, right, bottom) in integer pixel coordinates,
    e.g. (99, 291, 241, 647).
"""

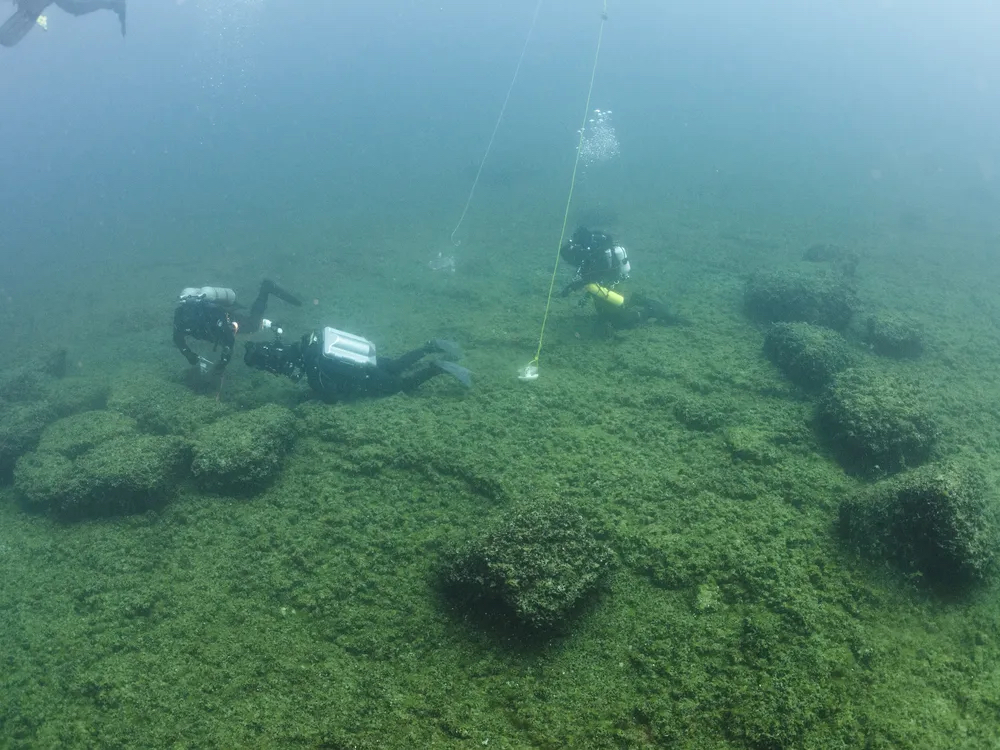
(449, 0, 545, 246)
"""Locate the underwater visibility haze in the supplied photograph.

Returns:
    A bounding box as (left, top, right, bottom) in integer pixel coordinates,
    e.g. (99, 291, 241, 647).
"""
(1, 0, 1000, 746)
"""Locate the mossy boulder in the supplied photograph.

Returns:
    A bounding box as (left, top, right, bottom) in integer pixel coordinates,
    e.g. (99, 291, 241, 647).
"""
(190, 404, 297, 494)
(839, 461, 999, 588)
(0, 401, 56, 480)
(864, 313, 925, 359)
(0, 366, 47, 403)
(673, 394, 731, 432)
(107, 374, 230, 436)
(744, 270, 855, 331)
(36, 410, 138, 459)
(724, 425, 780, 466)
(764, 321, 854, 390)
(817, 369, 939, 477)
(43, 375, 110, 417)
(14, 434, 189, 518)
(0, 350, 74, 403)
(802, 242, 860, 277)
(12, 452, 81, 513)
(441, 502, 614, 631)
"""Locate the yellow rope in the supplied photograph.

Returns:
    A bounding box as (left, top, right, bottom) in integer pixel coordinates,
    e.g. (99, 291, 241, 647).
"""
(529, 1, 609, 373)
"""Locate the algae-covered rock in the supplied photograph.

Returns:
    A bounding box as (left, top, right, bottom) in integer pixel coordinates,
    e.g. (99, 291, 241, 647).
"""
(744, 270, 855, 331)
(864, 313, 925, 359)
(107, 374, 229, 435)
(764, 321, 854, 390)
(12, 451, 81, 514)
(724, 425, 780, 466)
(673, 394, 731, 432)
(840, 461, 999, 588)
(0, 349, 73, 403)
(14, 435, 189, 518)
(441, 502, 613, 631)
(0, 366, 47, 403)
(190, 404, 297, 494)
(42, 375, 110, 417)
(0, 401, 57, 480)
(802, 242, 860, 277)
(36, 410, 138, 459)
(817, 368, 939, 477)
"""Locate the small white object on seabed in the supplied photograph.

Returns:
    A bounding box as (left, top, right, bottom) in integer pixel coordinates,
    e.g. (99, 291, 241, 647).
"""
(429, 253, 456, 273)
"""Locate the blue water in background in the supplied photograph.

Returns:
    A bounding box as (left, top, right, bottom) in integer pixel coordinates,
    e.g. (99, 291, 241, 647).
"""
(0, 0, 997, 291)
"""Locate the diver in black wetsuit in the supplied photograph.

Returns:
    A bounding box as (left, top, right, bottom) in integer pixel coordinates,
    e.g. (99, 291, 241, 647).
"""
(243, 327, 471, 402)
(560, 226, 681, 328)
(0, 0, 126, 47)
(172, 280, 302, 374)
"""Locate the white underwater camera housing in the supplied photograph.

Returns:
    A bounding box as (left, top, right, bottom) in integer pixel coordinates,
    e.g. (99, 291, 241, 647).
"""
(322, 327, 377, 367)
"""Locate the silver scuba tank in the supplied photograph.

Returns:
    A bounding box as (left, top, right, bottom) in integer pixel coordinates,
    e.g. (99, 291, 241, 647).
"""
(614, 246, 631, 278)
(178, 287, 237, 305)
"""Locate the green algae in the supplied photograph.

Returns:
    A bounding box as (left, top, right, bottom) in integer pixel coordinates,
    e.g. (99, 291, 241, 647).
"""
(0, 214, 999, 749)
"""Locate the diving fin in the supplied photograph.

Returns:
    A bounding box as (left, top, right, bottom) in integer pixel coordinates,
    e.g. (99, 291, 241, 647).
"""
(0, 8, 40, 47)
(433, 360, 472, 388)
(262, 279, 303, 307)
(428, 339, 463, 361)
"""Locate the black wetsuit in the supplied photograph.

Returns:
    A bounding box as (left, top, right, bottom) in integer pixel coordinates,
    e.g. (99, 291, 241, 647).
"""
(244, 334, 464, 402)
(305, 339, 447, 401)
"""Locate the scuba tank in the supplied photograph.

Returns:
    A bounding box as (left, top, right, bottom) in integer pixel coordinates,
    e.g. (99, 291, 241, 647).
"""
(603, 245, 631, 278)
(178, 287, 236, 305)
(584, 283, 625, 307)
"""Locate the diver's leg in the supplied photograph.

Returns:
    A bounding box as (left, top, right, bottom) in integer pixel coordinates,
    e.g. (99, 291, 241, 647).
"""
(379, 346, 432, 376)
(0, 7, 41, 48)
(365, 365, 405, 397)
(630, 294, 682, 326)
(243, 282, 271, 332)
(53, 0, 125, 34)
(239, 279, 301, 332)
(397, 361, 472, 392)
(261, 279, 302, 307)
(397, 365, 440, 393)
(53, 0, 118, 15)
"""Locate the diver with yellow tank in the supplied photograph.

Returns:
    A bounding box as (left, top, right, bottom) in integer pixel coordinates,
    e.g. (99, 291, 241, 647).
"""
(560, 226, 679, 328)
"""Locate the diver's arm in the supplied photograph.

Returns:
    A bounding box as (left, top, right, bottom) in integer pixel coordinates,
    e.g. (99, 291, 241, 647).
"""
(215, 327, 237, 372)
(173, 328, 199, 366)
(561, 281, 581, 297)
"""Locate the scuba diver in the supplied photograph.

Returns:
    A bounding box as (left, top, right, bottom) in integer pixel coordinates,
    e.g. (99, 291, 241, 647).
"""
(0, 0, 126, 47)
(173, 280, 303, 375)
(243, 327, 471, 402)
(560, 226, 681, 328)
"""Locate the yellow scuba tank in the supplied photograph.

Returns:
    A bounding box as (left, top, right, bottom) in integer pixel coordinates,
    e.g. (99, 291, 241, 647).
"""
(584, 283, 625, 307)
